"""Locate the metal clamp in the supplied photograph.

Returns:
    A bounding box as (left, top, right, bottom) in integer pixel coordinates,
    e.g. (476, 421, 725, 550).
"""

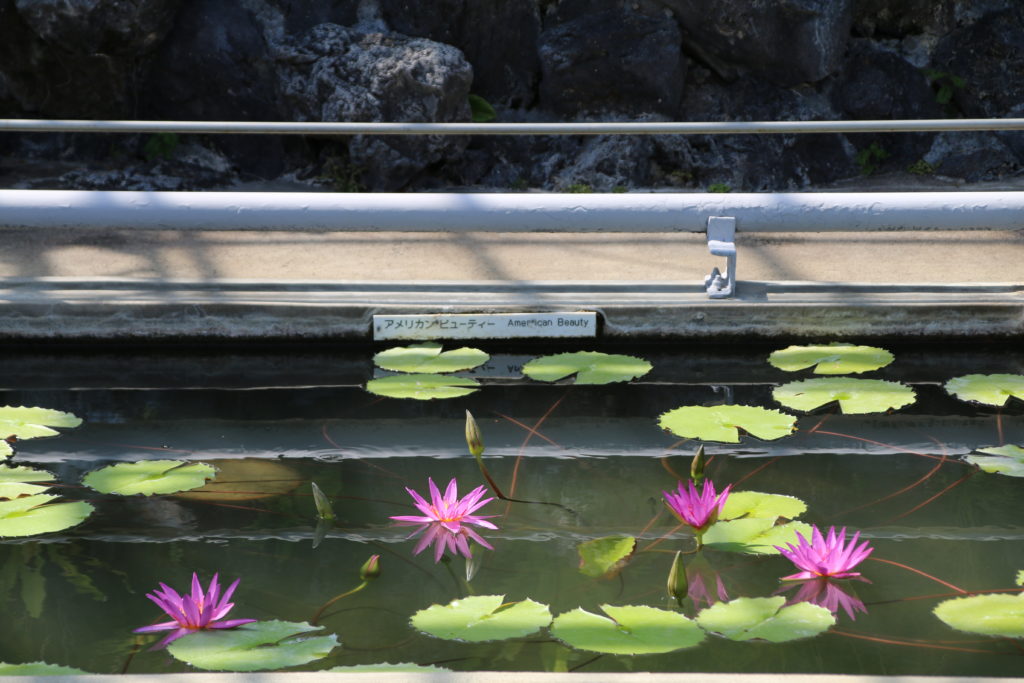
(704, 216, 736, 299)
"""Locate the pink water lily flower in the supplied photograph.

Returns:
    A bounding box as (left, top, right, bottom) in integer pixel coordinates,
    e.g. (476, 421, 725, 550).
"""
(775, 525, 873, 580)
(778, 577, 869, 621)
(134, 573, 256, 649)
(390, 477, 498, 562)
(663, 479, 732, 532)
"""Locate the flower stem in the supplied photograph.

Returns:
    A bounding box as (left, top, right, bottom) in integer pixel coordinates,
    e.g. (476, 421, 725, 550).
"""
(310, 581, 369, 626)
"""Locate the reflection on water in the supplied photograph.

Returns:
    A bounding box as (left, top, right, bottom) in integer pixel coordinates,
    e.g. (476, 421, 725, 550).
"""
(0, 345, 1021, 675)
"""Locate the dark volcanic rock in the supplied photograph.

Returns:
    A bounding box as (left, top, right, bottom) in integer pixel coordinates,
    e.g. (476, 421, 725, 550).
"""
(538, 3, 684, 116)
(923, 132, 1020, 181)
(380, 0, 540, 108)
(0, 0, 180, 117)
(853, 0, 954, 38)
(276, 23, 473, 190)
(831, 40, 942, 170)
(664, 0, 854, 86)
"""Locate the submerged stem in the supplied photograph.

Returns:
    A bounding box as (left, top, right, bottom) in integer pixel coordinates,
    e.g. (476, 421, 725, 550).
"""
(310, 581, 369, 626)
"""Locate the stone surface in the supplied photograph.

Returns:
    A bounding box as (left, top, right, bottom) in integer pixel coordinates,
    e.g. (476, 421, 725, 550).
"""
(275, 23, 473, 190)
(664, 0, 854, 86)
(538, 3, 684, 116)
(380, 0, 541, 108)
(923, 133, 1021, 182)
(852, 0, 954, 38)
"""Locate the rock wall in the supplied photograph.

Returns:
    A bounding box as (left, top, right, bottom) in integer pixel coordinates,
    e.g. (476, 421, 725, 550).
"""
(1, 0, 1021, 191)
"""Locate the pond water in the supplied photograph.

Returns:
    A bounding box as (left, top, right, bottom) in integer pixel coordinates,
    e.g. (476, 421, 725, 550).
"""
(0, 343, 1022, 676)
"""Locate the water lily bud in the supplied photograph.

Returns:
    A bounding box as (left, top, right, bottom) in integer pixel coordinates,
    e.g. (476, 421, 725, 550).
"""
(667, 550, 688, 606)
(311, 482, 335, 521)
(690, 444, 706, 483)
(465, 410, 485, 458)
(359, 554, 381, 581)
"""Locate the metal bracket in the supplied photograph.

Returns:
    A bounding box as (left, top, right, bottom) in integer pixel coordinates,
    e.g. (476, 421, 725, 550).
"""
(704, 216, 736, 299)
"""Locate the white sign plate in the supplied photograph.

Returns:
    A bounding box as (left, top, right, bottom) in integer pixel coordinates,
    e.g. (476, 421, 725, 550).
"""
(373, 312, 598, 340)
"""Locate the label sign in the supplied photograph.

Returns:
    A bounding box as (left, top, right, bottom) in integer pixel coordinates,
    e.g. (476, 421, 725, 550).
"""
(373, 312, 598, 340)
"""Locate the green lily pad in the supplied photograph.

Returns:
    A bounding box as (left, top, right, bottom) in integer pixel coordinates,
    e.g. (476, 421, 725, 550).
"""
(167, 620, 338, 672)
(696, 596, 835, 642)
(933, 593, 1024, 638)
(945, 374, 1024, 407)
(703, 519, 813, 555)
(551, 604, 705, 655)
(0, 441, 11, 459)
(0, 466, 54, 499)
(0, 406, 82, 442)
(0, 494, 93, 537)
(773, 378, 916, 414)
(373, 342, 489, 373)
(411, 595, 552, 642)
(768, 343, 894, 375)
(965, 445, 1024, 477)
(522, 352, 652, 385)
(82, 460, 216, 496)
(365, 373, 480, 400)
(658, 405, 796, 443)
(578, 536, 636, 578)
(720, 491, 807, 521)
(0, 661, 89, 675)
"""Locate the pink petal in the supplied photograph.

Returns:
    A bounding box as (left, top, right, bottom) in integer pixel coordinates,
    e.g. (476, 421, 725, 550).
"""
(133, 621, 181, 634)
(209, 618, 258, 629)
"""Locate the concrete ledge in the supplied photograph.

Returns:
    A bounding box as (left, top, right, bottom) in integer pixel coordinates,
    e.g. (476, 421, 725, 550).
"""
(0, 278, 1019, 342)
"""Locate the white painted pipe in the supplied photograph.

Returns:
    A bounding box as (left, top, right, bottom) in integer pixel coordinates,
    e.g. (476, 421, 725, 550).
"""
(3, 118, 1024, 135)
(1, 190, 1022, 232)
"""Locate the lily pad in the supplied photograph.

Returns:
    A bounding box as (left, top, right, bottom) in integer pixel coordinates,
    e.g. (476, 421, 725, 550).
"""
(365, 373, 480, 400)
(768, 343, 894, 375)
(174, 459, 303, 502)
(522, 352, 652, 385)
(167, 620, 338, 672)
(696, 596, 835, 642)
(83, 460, 216, 496)
(720, 491, 807, 521)
(411, 595, 551, 642)
(945, 374, 1024, 407)
(578, 536, 636, 578)
(0, 494, 93, 537)
(933, 593, 1024, 638)
(658, 405, 796, 443)
(373, 342, 489, 373)
(551, 605, 704, 655)
(0, 661, 89, 675)
(965, 445, 1024, 477)
(0, 466, 54, 499)
(773, 378, 916, 414)
(703, 519, 813, 555)
(0, 441, 11, 459)
(0, 406, 82, 442)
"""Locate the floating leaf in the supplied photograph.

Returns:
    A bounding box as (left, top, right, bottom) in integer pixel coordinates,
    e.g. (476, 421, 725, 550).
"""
(365, 373, 480, 400)
(577, 536, 635, 578)
(773, 378, 916, 414)
(522, 352, 652, 385)
(174, 459, 302, 502)
(696, 596, 835, 642)
(0, 661, 89, 675)
(551, 604, 704, 655)
(167, 620, 338, 672)
(373, 342, 489, 373)
(83, 460, 216, 496)
(411, 595, 551, 642)
(933, 593, 1024, 638)
(658, 405, 796, 443)
(0, 441, 11, 459)
(1017, 571, 1024, 587)
(703, 519, 812, 555)
(965, 445, 1024, 477)
(0, 406, 81, 442)
(945, 374, 1024, 406)
(0, 494, 93, 537)
(768, 343, 894, 374)
(0, 466, 54, 499)
(720, 491, 806, 521)
(327, 664, 451, 672)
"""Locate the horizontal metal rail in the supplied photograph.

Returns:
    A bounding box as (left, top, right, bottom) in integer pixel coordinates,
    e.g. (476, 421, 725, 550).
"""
(1, 190, 1022, 232)
(3, 118, 1024, 135)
